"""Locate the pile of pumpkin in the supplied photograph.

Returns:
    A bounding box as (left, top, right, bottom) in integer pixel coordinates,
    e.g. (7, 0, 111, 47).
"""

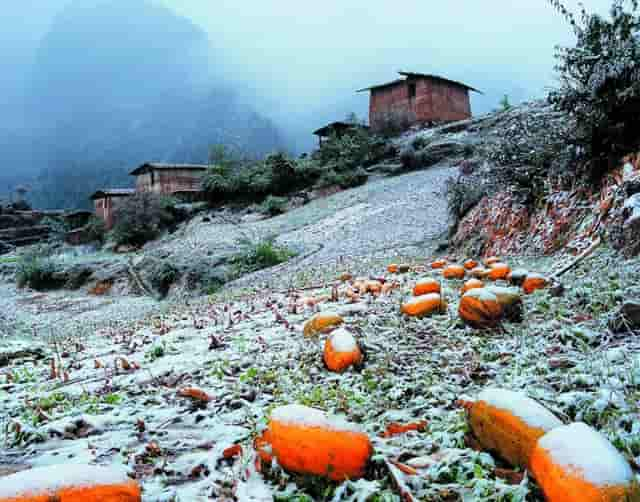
(253, 390, 639, 502)
(463, 388, 639, 502)
(393, 256, 550, 327)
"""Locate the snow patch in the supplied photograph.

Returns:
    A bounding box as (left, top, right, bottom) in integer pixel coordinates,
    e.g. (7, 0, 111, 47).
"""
(329, 328, 358, 353)
(478, 388, 562, 431)
(271, 404, 362, 433)
(0, 464, 131, 498)
(537, 423, 633, 486)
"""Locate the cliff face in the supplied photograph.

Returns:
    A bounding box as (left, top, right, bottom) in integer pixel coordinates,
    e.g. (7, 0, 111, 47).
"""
(6, 0, 284, 209)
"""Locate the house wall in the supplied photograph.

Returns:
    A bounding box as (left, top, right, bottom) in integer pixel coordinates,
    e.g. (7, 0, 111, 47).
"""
(94, 196, 129, 230)
(135, 169, 205, 195)
(369, 78, 471, 133)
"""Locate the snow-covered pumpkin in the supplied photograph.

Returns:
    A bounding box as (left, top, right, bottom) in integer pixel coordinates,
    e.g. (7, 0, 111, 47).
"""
(401, 293, 447, 317)
(464, 259, 479, 270)
(470, 266, 490, 279)
(486, 286, 524, 322)
(443, 264, 465, 280)
(523, 273, 549, 294)
(487, 262, 511, 281)
(484, 256, 501, 267)
(303, 312, 344, 338)
(459, 288, 503, 328)
(468, 388, 562, 469)
(461, 278, 484, 295)
(530, 423, 640, 502)
(323, 328, 363, 372)
(0, 464, 141, 502)
(256, 404, 373, 481)
(413, 278, 441, 296)
(430, 259, 447, 269)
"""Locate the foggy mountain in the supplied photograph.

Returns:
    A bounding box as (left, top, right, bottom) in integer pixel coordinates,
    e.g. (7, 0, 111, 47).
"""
(2, 0, 284, 209)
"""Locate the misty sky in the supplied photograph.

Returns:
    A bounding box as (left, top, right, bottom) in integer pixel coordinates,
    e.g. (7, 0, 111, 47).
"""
(2, 0, 614, 150)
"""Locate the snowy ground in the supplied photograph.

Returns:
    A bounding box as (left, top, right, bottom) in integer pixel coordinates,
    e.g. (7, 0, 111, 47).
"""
(2, 163, 640, 501)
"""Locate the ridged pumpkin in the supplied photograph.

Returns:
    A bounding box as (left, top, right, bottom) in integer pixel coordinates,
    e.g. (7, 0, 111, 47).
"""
(443, 264, 465, 280)
(461, 278, 484, 295)
(303, 312, 344, 338)
(486, 286, 523, 323)
(459, 288, 503, 328)
(470, 266, 490, 279)
(488, 262, 511, 281)
(523, 273, 549, 294)
(430, 259, 447, 269)
(387, 264, 399, 274)
(464, 259, 479, 270)
(401, 293, 447, 317)
(468, 388, 562, 469)
(257, 405, 373, 481)
(413, 278, 441, 296)
(0, 464, 141, 502)
(323, 328, 363, 372)
(530, 423, 640, 502)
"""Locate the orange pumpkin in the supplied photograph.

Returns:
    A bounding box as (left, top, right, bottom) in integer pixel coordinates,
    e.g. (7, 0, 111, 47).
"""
(413, 278, 441, 296)
(470, 266, 490, 279)
(484, 256, 501, 267)
(530, 423, 640, 502)
(257, 405, 372, 481)
(461, 278, 484, 295)
(486, 286, 524, 323)
(459, 288, 503, 328)
(387, 264, 399, 273)
(0, 464, 141, 502)
(523, 273, 549, 294)
(303, 312, 344, 338)
(401, 293, 447, 317)
(468, 388, 562, 469)
(323, 328, 363, 372)
(487, 262, 511, 281)
(464, 259, 479, 270)
(430, 259, 447, 269)
(443, 264, 465, 280)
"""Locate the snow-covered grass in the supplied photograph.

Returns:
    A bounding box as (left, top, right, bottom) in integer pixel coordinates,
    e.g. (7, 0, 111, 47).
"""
(2, 246, 640, 500)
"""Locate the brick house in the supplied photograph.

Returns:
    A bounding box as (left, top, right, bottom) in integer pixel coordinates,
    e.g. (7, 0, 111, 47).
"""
(89, 189, 135, 230)
(130, 163, 208, 200)
(357, 71, 480, 133)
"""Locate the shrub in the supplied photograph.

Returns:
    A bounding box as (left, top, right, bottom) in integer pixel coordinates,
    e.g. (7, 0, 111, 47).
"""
(231, 237, 296, 274)
(260, 195, 288, 216)
(412, 135, 430, 150)
(16, 252, 59, 290)
(111, 193, 177, 247)
(149, 261, 180, 297)
(84, 217, 106, 244)
(548, 0, 640, 179)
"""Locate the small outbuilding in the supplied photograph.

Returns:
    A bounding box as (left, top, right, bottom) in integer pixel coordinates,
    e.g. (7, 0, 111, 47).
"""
(130, 163, 208, 200)
(89, 189, 135, 230)
(312, 122, 369, 146)
(357, 71, 481, 133)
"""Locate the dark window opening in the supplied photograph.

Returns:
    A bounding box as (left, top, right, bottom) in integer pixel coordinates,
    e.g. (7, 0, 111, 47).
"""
(408, 82, 416, 99)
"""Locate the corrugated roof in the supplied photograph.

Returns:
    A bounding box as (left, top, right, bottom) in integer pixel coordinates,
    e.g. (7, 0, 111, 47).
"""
(357, 72, 481, 94)
(130, 163, 208, 176)
(89, 189, 135, 200)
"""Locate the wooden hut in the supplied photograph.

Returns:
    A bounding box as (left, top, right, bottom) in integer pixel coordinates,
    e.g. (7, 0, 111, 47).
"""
(130, 163, 207, 200)
(89, 189, 135, 230)
(312, 122, 368, 147)
(357, 71, 480, 133)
